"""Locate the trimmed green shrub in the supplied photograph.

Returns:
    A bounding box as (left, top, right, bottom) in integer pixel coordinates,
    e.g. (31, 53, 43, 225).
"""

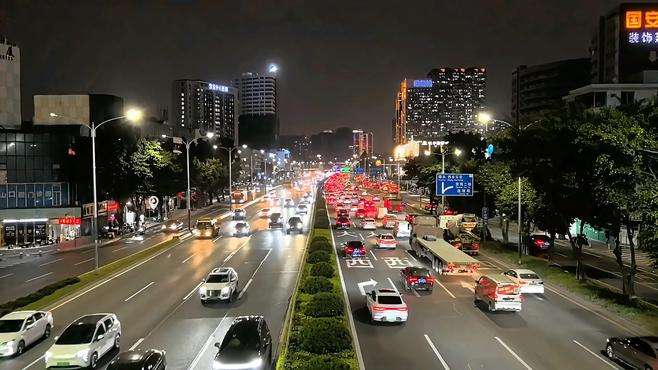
(298, 356, 350, 370)
(314, 216, 329, 229)
(301, 276, 333, 294)
(311, 235, 329, 243)
(299, 318, 352, 354)
(307, 250, 330, 264)
(310, 262, 334, 278)
(304, 292, 344, 317)
(0, 277, 80, 315)
(308, 240, 332, 253)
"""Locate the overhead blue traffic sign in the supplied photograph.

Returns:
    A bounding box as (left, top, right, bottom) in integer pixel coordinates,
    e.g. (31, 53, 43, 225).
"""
(435, 173, 474, 196)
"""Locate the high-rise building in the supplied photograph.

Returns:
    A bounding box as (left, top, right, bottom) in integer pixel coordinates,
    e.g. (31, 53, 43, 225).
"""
(393, 68, 486, 146)
(234, 72, 279, 148)
(511, 59, 590, 124)
(352, 130, 374, 157)
(171, 79, 238, 143)
(0, 38, 21, 127)
(591, 3, 658, 84)
(278, 135, 310, 161)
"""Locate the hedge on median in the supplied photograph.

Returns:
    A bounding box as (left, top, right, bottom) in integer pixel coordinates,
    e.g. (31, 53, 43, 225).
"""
(307, 250, 331, 264)
(310, 262, 334, 278)
(299, 317, 352, 354)
(301, 276, 334, 294)
(304, 292, 344, 317)
(0, 277, 80, 316)
(299, 356, 351, 370)
(308, 239, 333, 254)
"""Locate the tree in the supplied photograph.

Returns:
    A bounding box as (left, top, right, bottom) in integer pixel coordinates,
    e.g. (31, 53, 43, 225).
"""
(193, 157, 226, 202)
(130, 139, 177, 208)
(477, 161, 514, 242)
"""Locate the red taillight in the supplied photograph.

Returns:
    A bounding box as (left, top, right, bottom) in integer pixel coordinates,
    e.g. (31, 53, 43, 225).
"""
(453, 242, 462, 249)
(408, 276, 418, 282)
(534, 239, 544, 247)
(360, 247, 366, 254)
(472, 242, 480, 250)
(372, 305, 386, 312)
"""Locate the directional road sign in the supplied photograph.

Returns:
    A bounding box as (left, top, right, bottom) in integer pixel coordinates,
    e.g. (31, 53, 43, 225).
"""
(435, 173, 474, 196)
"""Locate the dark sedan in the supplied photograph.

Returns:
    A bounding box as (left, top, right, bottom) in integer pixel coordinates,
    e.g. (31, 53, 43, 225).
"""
(107, 349, 166, 370)
(606, 336, 658, 369)
(213, 316, 272, 370)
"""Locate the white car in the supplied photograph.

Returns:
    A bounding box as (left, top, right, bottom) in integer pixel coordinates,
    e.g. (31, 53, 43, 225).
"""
(376, 233, 397, 249)
(372, 196, 381, 202)
(200, 267, 239, 303)
(394, 220, 411, 238)
(362, 218, 377, 230)
(0, 310, 53, 357)
(233, 222, 251, 237)
(232, 208, 247, 220)
(284, 198, 295, 208)
(296, 204, 309, 214)
(366, 289, 408, 323)
(503, 269, 544, 294)
(45, 313, 121, 369)
(259, 208, 270, 218)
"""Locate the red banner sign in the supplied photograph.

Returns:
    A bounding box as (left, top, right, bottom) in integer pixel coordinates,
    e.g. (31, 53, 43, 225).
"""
(58, 217, 81, 225)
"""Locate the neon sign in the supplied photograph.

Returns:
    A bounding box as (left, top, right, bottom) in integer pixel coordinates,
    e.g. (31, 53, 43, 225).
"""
(624, 9, 658, 45)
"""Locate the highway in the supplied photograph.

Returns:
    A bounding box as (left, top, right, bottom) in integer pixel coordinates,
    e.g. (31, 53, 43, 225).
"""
(0, 203, 228, 304)
(328, 198, 633, 370)
(0, 186, 313, 370)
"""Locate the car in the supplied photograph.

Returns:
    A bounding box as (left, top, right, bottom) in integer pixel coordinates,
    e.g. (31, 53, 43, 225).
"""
(296, 204, 308, 215)
(382, 215, 396, 229)
(527, 233, 551, 255)
(259, 208, 271, 218)
(161, 219, 183, 233)
(0, 310, 53, 357)
(606, 336, 658, 369)
(405, 213, 417, 223)
(394, 220, 411, 238)
(284, 198, 295, 208)
(213, 316, 271, 370)
(269, 213, 284, 228)
(376, 233, 397, 249)
(233, 222, 251, 237)
(194, 218, 218, 238)
(502, 269, 544, 294)
(200, 267, 239, 303)
(449, 233, 480, 255)
(45, 313, 121, 369)
(366, 289, 408, 324)
(474, 275, 522, 312)
(354, 208, 366, 218)
(335, 216, 351, 229)
(362, 218, 377, 230)
(400, 267, 434, 291)
(336, 208, 349, 218)
(287, 217, 304, 234)
(232, 208, 247, 220)
(342, 241, 366, 257)
(107, 349, 166, 370)
(372, 196, 381, 202)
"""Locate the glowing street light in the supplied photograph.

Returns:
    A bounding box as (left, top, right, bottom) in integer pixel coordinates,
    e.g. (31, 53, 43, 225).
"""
(454, 148, 463, 156)
(268, 63, 279, 73)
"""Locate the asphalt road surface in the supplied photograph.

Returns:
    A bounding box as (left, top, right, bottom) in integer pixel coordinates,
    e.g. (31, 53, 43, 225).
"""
(0, 203, 228, 304)
(0, 186, 313, 370)
(328, 199, 632, 370)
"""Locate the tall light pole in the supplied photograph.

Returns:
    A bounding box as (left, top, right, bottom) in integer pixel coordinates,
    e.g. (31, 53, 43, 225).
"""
(215, 144, 241, 207)
(51, 109, 143, 272)
(477, 112, 539, 264)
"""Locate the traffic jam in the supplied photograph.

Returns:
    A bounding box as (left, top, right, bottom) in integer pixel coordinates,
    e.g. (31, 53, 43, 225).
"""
(323, 173, 624, 370)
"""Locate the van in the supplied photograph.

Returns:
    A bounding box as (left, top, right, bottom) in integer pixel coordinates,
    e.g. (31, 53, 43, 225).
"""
(394, 220, 411, 238)
(473, 274, 522, 312)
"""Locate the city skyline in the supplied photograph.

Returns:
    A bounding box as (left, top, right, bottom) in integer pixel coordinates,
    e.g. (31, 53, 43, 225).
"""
(1, 1, 620, 152)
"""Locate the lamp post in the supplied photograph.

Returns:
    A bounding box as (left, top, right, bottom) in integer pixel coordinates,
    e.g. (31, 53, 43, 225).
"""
(477, 112, 539, 264)
(50, 109, 143, 272)
(215, 144, 242, 208)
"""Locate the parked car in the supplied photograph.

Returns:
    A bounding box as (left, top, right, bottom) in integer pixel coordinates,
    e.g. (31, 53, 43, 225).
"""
(161, 219, 183, 233)
(362, 218, 377, 230)
(366, 289, 408, 324)
(232, 208, 247, 220)
(474, 275, 522, 312)
(213, 316, 271, 370)
(287, 217, 304, 234)
(502, 269, 544, 294)
(0, 310, 53, 357)
(233, 222, 251, 237)
(45, 313, 121, 369)
(376, 233, 397, 249)
(400, 267, 434, 291)
(342, 241, 366, 258)
(199, 267, 238, 303)
(335, 216, 351, 229)
(606, 336, 658, 369)
(107, 349, 166, 370)
(268, 213, 284, 229)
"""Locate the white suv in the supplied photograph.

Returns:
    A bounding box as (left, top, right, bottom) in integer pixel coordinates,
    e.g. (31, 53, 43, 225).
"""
(45, 313, 121, 369)
(200, 267, 239, 303)
(0, 310, 53, 357)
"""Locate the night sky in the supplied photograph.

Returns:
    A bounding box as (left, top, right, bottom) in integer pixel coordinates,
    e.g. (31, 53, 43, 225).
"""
(3, 0, 622, 151)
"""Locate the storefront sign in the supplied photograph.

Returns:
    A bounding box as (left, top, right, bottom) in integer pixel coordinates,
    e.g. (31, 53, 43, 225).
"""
(58, 217, 81, 225)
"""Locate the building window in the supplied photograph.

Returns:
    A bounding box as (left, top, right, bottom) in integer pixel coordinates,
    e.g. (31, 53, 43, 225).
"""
(621, 91, 635, 105)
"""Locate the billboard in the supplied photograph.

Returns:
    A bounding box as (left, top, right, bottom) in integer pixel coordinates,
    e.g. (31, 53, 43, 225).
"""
(34, 95, 91, 126)
(0, 42, 21, 127)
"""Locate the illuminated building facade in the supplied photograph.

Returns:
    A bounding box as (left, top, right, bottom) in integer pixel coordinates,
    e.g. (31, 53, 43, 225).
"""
(352, 130, 373, 157)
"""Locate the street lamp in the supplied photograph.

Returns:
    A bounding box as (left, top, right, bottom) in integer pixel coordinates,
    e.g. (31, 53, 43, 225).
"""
(50, 108, 143, 272)
(214, 144, 241, 208)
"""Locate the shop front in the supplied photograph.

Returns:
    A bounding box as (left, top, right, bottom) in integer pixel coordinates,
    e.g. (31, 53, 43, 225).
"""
(0, 207, 81, 247)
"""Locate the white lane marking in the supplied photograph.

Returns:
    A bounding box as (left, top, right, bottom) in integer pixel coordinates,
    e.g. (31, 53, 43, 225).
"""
(74, 257, 94, 266)
(23, 354, 45, 369)
(184, 282, 204, 301)
(182, 253, 197, 264)
(39, 258, 64, 267)
(187, 314, 229, 370)
(387, 277, 399, 294)
(494, 336, 533, 370)
(424, 334, 450, 370)
(238, 249, 272, 299)
(572, 340, 617, 369)
(112, 246, 130, 253)
(436, 281, 456, 298)
(412, 288, 421, 297)
(81, 248, 95, 254)
(124, 281, 155, 302)
(0, 273, 13, 279)
(26, 272, 53, 283)
(212, 235, 222, 242)
(129, 338, 144, 351)
(369, 250, 378, 261)
(360, 233, 365, 241)
(535, 295, 545, 301)
(406, 250, 419, 263)
(223, 236, 251, 263)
